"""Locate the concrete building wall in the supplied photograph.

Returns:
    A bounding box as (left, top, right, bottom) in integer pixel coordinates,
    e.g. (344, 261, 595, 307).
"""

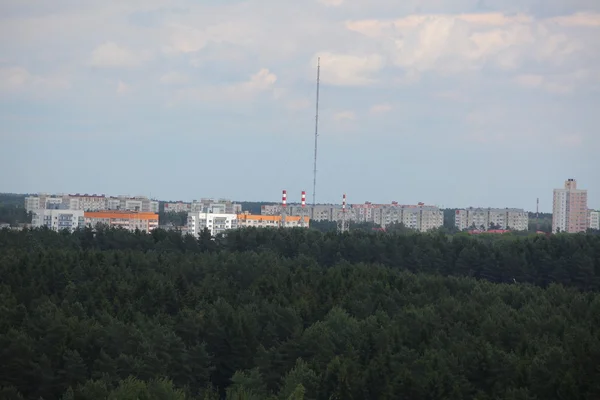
(187, 212, 238, 237)
(31, 209, 85, 232)
(553, 179, 588, 233)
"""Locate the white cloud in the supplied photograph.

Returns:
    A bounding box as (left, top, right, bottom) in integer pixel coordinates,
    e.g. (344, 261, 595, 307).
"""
(116, 80, 132, 95)
(314, 52, 384, 86)
(346, 12, 599, 80)
(548, 12, 600, 27)
(89, 42, 149, 68)
(0, 66, 69, 92)
(369, 103, 392, 114)
(333, 110, 356, 121)
(171, 68, 278, 105)
(318, 0, 343, 6)
(159, 71, 189, 85)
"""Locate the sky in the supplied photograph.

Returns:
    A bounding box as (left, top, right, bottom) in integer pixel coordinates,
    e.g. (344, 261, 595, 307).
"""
(0, 0, 599, 211)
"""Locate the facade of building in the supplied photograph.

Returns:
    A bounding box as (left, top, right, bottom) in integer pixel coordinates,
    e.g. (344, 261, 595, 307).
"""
(164, 202, 192, 213)
(25, 194, 159, 213)
(553, 179, 588, 233)
(589, 210, 600, 230)
(107, 196, 159, 213)
(187, 212, 238, 237)
(31, 209, 85, 232)
(191, 199, 241, 214)
(455, 208, 529, 231)
(85, 211, 159, 232)
(237, 213, 309, 229)
(262, 202, 441, 232)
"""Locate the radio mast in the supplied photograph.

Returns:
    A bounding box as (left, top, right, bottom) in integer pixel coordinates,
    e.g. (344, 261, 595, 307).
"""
(312, 57, 321, 208)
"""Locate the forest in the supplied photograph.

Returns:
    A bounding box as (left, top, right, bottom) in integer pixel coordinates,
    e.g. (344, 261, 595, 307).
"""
(1, 226, 600, 399)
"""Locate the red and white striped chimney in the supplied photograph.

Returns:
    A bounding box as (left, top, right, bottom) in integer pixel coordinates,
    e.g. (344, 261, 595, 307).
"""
(342, 194, 346, 211)
(282, 190, 287, 208)
(301, 191, 306, 208)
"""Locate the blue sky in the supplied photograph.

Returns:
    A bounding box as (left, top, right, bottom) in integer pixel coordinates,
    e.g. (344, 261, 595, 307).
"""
(1, 0, 599, 211)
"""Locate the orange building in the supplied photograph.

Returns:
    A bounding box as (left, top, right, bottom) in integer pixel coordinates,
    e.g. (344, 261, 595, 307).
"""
(237, 213, 309, 228)
(84, 211, 159, 232)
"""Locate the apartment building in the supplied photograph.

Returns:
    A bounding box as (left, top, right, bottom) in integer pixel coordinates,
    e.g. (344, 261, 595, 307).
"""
(25, 193, 159, 213)
(350, 203, 443, 232)
(187, 212, 238, 237)
(455, 208, 529, 231)
(237, 213, 309, 229)
(31, 209, 85, 232)
(85, 211, 159, 232)
(164, 201, 192, 213)
(25, 194, 68, 212)
(262, 204, 342, 222)
(589, 210, 600, 230)
(553, 179, 588, 233)
(191, 198, 242, 214)
(106, 196, 159, 213)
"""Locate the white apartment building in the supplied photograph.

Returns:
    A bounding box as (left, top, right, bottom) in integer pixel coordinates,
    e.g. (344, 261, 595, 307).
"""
(589, 210, 600, 230)
(553, 179, 588, 233)
(187, 212, 238, 237)
(31, 209, 85, 232)
(455, 208, 529, 231)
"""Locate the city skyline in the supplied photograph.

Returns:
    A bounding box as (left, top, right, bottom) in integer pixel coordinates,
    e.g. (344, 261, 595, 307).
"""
(1, 1, 599, 211)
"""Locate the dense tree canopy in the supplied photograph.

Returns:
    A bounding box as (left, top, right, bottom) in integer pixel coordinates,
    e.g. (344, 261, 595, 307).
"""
(1, 226, 600, 399)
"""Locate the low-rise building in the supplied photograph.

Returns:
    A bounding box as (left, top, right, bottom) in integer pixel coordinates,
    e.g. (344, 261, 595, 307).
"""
(455, 208, 529, 231)
(85, 211, 159, 232)
(31, 209, 85, 232)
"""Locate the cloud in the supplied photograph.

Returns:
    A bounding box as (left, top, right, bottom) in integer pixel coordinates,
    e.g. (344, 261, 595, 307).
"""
(548, 12, 600, 27)
(369, 103, 392, 114)
(346, 12, 598, 80)
(116, 80, 132, 95)
(333, 110, 356, 121)
(0, 66, 69, 92)
(159, 71, 189, 85)
(318, 0, 343, 6)
(171, 68, 278, 105)
(89, 42, 149, 68)
(314, 52, 384, 86)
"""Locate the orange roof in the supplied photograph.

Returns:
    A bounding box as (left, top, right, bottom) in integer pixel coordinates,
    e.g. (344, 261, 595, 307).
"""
(84, 211, 158, 220)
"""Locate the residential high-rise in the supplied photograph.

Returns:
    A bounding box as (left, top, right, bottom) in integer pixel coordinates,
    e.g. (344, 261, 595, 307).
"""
(552, 179, 588, 233)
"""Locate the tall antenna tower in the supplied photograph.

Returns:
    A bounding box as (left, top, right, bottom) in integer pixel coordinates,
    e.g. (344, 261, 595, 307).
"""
(312, 57, 321, 208)
(337, 193, 349, 233)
